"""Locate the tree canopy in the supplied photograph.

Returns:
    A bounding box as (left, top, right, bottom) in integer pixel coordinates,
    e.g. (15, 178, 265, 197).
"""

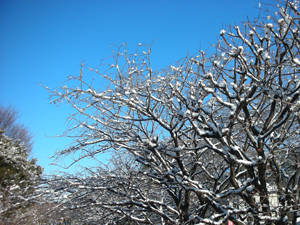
(42, 1, 300, 224)
(0, 104, 34, 154)
(0, 130, 42, 224)
(0, 105, 42, 224)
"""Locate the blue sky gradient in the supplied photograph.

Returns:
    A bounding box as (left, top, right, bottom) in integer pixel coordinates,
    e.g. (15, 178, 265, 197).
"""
(0, 0, 272, 174)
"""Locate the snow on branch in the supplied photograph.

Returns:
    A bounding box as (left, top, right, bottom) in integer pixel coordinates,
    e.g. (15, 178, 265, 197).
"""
(40, 1, 300, 224)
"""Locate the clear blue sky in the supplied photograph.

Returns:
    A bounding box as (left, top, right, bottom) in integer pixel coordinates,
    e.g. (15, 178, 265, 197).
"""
(0, 0, 272, 174)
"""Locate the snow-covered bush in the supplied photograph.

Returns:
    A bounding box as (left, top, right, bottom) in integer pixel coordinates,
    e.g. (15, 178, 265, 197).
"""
(0, 130, 42, 224)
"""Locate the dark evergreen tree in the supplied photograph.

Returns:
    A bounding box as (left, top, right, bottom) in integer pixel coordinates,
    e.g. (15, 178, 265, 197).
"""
(0, 130, 42, 223)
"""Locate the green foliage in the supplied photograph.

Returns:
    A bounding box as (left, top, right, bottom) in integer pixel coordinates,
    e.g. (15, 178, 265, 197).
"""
(0, 130, 43, 223)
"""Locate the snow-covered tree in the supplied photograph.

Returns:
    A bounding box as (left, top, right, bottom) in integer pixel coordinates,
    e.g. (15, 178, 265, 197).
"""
(44, 1, 300, 224)
(0, 130, 42, 224)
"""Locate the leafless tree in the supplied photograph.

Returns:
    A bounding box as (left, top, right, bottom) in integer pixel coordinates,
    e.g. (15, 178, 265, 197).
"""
(43, 1, 300, 224)
(0, 104, 34, 154)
